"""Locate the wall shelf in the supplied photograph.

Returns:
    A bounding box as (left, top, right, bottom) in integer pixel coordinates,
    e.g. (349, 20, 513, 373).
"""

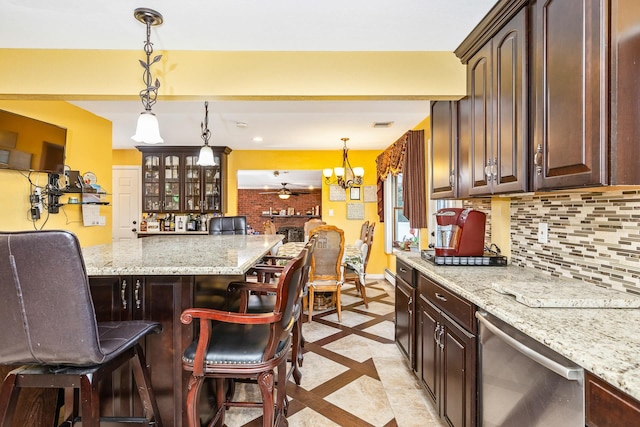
(261, 215, 320, 219)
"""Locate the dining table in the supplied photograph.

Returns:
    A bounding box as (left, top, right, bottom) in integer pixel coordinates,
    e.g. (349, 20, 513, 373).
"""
(276, 241, 365, 285)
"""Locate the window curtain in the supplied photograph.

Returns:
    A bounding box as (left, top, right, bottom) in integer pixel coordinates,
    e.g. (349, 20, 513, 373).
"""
(402, 129, 428, 228)
(375, 133, 407, 222)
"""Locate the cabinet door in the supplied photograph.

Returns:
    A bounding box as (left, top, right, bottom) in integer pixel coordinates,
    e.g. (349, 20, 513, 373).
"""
(136, 275, 194, 427)
(203, 164, 222, 213)
(492, 7, 528, 194)
(184, 154, 202, 212)
(142, 154, 161, 212)
(586, 371, 640, 427)
(467, 42, 493, 196)
(431, 100, 458, 199)
(532, 0, 607, 190)
(417, 296, 440, 405)
(395, 276, 415, 369)
(90, 276, 131, 321)
(163, 154, 181, 212)
(441, 314, 477, 427)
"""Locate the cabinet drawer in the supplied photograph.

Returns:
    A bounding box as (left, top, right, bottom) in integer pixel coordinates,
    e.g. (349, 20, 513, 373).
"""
(396, 259, 415, 286)
(417, 273, 476, 333)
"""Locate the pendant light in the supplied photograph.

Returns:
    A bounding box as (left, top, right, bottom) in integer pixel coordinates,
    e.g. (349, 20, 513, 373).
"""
(131, 8, 164, 144)
(197, 101, 217, 166)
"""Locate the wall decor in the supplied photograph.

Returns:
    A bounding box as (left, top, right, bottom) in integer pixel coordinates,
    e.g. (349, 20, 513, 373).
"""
(363, 185, 377, 202)
(329, 185, 346, 201)
(346, 202, 365, 220)
(350, 186, 361, 200)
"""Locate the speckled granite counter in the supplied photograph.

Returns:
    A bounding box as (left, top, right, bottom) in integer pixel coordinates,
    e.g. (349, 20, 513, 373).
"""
(395, 252, 640, 402)
(82, 234, 283, 276)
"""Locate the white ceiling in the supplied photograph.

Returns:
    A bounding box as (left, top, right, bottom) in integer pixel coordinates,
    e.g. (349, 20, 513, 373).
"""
(1, 0, 497, 151)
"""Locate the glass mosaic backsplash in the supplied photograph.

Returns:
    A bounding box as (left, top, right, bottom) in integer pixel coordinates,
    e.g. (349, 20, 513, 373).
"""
(504, 190, 640, 295)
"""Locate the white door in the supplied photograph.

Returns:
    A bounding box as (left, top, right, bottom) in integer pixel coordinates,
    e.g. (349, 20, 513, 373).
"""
(112, 166, 141, 241)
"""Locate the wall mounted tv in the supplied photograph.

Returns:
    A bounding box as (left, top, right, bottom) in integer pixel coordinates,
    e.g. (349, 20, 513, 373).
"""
(0, 109, 67, 175)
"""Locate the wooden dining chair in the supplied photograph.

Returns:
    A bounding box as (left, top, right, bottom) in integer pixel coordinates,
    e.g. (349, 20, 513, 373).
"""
(307, 225, 345, 322)
(345, 222, 375, 307)
(181, 250, 307, 427)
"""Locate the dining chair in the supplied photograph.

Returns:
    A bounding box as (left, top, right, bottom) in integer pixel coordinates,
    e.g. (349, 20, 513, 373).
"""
(307, 225, 345, 322)
(344, 221, 375, 308)
(0, 230, 163, 427)
(303, 219, 326, 242)
(181, 250, 306, 427)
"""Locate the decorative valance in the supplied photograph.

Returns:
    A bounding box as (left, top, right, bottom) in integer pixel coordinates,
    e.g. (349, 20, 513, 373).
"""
(376, 133, 407, 182)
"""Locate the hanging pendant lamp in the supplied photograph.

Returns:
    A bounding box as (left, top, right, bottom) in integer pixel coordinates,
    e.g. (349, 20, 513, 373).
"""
(131, 8, 164, 144)
(197, 101, 218, 166)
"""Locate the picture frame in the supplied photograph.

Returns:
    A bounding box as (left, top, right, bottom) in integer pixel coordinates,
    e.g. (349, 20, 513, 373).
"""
(350, 186, 361, 200)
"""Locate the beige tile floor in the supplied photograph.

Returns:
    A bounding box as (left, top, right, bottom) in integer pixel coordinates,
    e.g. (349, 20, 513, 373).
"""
(222, 281, 446, 427)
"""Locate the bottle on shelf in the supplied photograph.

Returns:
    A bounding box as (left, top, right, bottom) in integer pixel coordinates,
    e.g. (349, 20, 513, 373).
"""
(140, 214, 148, 232)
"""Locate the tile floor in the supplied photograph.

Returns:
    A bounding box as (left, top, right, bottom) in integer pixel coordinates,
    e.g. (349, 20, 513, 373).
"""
(223, 280, 446, 427)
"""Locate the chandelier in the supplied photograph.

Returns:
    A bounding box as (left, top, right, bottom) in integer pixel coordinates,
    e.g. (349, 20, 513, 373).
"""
(131, 8, 164, 144)
(197, 101, 218, 166)
(323, 138, 364, 190)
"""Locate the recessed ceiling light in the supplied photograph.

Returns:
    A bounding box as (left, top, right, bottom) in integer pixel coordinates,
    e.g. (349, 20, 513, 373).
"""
(253, 136, 263, 142)
(372, 121, 394, 128)
(236, 121, 248, 128)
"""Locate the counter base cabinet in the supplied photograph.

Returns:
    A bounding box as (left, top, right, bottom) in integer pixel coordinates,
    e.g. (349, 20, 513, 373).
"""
(416, 273, 477, 427)
(89, 275, 194, 427)
(395, 274, 416, 369)
(586, 371, 640, 426)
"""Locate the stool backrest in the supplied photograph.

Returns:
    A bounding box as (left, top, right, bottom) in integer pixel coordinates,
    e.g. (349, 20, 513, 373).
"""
(0, 230, 105, 366)
(209, 216, 247, 235)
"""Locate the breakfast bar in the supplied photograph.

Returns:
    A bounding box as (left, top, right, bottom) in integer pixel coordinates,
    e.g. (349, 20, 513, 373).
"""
(81, 234, 284, 427)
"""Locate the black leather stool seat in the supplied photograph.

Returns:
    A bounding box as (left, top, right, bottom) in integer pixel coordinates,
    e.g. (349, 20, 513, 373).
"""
(183, 322, 289, 366)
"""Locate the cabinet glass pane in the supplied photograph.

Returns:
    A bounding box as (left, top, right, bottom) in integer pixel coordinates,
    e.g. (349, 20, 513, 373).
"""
(203, 163, 221, 212)
(184, 155, 200, 211)
(143, 155, 161, 211)
(163, 155, 180, 211)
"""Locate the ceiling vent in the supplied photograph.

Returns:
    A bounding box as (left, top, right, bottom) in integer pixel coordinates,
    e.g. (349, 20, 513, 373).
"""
(372, 121, 394, 128)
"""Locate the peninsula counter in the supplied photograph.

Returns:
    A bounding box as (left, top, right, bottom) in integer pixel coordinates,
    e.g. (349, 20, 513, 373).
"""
(82, 234, 283, 427)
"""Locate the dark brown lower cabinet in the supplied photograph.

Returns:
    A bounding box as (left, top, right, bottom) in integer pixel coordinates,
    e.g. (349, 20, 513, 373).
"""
(586, 371, 640, 426)
(416, 273, 477, 427)
(395, 274, 416, 369)
(89, 275, 194, 427)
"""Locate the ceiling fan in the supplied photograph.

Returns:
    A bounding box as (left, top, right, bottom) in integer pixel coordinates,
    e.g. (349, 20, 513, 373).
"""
(259, 182, 311, 199)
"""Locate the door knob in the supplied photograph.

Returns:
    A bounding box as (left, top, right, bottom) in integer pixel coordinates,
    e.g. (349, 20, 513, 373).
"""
(132, 220, 137, 225)
(132, 228, 137, 232)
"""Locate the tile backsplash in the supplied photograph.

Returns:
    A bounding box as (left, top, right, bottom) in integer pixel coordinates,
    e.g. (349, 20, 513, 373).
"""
(506, 190, 640, 295)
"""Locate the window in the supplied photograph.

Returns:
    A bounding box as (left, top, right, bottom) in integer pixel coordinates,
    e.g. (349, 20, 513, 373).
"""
(384, 173, 419, 253)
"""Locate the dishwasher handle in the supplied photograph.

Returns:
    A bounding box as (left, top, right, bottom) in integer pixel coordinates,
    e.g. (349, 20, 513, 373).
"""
(476, 311, 583, 381)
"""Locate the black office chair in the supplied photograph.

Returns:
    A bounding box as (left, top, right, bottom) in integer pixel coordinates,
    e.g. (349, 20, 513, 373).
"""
(208, 216, 247, 235)
(0, 230, 163, 427)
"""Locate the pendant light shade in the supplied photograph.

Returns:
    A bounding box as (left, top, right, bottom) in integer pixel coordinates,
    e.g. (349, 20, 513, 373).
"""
(197, 145, 215, 166)
(132, 111, 163, 144)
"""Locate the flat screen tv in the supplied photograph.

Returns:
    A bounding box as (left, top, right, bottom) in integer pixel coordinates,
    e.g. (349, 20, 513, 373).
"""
(0, 109, 67, 174)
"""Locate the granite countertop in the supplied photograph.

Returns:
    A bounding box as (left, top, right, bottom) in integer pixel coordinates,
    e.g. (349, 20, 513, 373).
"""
(82, 234, 283, 276)
(395, 252, 640, 402)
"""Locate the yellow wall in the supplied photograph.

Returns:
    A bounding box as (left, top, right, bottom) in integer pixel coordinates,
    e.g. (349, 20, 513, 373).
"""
(229, 149, 386, 275)
(0, 101, 112, 247)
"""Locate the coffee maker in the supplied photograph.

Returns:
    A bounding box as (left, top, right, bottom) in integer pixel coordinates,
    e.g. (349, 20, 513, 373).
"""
(434, 208, 486, 256)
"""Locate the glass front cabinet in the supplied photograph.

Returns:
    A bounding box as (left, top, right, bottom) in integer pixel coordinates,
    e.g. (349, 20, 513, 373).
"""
(137, 146, 231, 214)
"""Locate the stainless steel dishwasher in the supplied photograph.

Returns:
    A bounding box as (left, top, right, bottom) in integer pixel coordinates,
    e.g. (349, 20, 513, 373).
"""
(476, 311, 584, 426)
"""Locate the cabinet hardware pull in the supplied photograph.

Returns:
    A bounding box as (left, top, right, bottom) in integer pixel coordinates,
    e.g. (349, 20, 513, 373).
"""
(408, 297, 413, 315)
(135, 280, 141, 309)
(534, 144, 543, 176)
(434, 323, 441, 345)
(121, 280, 127, 310)
(438, 327, 445, 350)
(491, 157, 497, 182)
(435, 292, 447, 302)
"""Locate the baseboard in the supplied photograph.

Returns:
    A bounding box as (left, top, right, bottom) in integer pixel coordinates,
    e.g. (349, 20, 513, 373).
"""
(384, 268, 395, 285)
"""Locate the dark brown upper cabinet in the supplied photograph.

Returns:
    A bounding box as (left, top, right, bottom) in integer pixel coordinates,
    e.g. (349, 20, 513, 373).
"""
(458, 6, 528, 197)
(530, 0, 608, 190)
(430, 100, 459, 199)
